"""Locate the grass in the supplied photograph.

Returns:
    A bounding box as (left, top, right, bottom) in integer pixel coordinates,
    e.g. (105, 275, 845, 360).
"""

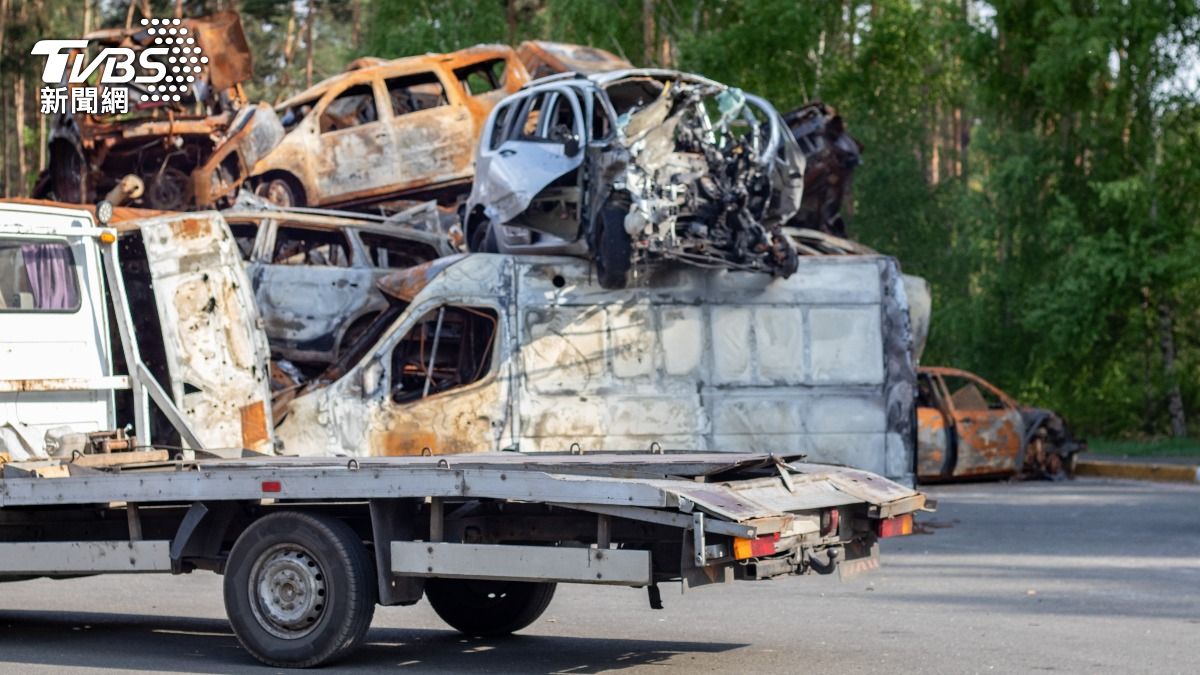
(1089, 437, 1200, 458)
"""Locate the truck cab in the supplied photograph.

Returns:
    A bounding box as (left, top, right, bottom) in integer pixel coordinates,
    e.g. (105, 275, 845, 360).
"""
(0, 200, 274, 459)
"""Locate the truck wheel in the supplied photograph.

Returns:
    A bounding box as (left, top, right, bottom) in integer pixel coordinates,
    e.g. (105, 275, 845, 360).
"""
(223, 511, 375, 668)
(424, 578, 556, 636)
(595, 206, 632, 290)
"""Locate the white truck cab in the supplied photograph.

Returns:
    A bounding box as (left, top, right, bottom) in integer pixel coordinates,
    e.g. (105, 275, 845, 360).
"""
(0, 200, 274, 460)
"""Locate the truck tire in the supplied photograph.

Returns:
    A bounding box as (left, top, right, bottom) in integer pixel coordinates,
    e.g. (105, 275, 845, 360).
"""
(424, 578, 556, 636)
(223, 511, 375, 668)
(595, 206, 632, 290)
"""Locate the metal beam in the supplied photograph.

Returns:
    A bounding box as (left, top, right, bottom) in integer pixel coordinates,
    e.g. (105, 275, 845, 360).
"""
(391, 542, 651, 586)
(0, 541, 171, 574)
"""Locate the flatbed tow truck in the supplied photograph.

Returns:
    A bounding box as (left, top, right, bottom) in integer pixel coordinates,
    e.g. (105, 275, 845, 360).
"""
(0, 452, 924, 667)
(0, 199, 927, 668)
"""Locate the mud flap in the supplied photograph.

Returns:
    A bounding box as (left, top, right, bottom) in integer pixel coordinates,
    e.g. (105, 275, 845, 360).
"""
(839, 539, 880, 580)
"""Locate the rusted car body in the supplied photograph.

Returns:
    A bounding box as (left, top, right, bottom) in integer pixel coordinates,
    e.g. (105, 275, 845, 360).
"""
(248, 45, 530, 209)
(272, 252, 918, 485)
(784, 102, 863, 238)
(916, 366, 1086, 481)
(222, 203, 459, 367)
(40, 11, 283, 211)
(516, 40, 632, 78)
(465, 69, 805, 289)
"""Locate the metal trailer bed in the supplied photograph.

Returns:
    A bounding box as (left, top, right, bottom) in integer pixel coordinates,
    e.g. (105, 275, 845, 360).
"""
(0, 451, 924, 667)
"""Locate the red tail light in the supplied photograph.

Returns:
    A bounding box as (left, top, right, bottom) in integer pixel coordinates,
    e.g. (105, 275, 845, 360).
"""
(821, 508, 840, 536)
(876, 514, 913, 538)
(261, 480, 282, 493)
(733, 533, 780, 559)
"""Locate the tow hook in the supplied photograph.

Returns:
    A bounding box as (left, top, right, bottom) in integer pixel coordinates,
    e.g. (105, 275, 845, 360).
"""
(806, 546, 840, 575)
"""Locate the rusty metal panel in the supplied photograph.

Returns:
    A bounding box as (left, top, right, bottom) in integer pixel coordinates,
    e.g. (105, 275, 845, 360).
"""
(949, 408, 1024, 477)
(188, 11, 254, 91)
(916, 407, 950, 479)
(132, 212, 274, 452)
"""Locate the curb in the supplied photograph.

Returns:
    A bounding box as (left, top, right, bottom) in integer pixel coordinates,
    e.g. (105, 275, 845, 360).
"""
(1075, 460, 1200, 484)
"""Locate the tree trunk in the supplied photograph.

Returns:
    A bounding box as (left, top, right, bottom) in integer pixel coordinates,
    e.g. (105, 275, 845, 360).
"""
(1157, 301, 1188, 437)
(929, 101, 940, 185)
(305, 0, 317, 88)
(276, 9, 298, 103)
(83, 0, 93, 33)
(15, 76, 26, 196)
(506, 0, 518, 45)
(1, 82, 8, 198)
(0, 0, 8, 196)
(38, 107, 46, 174)
(351, 0, 361, 49)
(642, 0, 655, 66)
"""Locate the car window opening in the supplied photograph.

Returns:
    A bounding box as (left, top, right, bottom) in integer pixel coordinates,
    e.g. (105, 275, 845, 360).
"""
(386, 72, 448, 116)
(320, 84, 378, 133)
(272, 226, 352, 267)
(391, 305, 498, 403)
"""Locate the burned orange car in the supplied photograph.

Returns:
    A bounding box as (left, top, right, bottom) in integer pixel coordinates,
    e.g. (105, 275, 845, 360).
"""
(248, 45, 529, 209)
(916, 367, 1086, 481)
(39, 11, 283, 211)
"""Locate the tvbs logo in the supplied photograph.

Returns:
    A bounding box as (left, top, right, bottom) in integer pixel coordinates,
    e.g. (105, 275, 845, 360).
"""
(32, 18, 207, 114)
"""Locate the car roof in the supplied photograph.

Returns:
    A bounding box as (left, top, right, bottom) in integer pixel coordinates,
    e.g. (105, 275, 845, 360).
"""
(276, 44, 516, 110)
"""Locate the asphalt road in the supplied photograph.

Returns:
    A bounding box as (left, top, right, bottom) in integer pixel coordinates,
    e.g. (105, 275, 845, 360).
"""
(0, 478, 1196, 674)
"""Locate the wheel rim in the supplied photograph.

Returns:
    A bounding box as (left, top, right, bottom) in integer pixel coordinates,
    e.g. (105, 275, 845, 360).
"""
(258, 179, 294, 207)
(247, 543, 327, 639)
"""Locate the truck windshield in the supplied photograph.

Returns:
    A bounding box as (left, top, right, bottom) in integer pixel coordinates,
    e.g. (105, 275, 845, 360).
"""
(0, 238, 80, 312)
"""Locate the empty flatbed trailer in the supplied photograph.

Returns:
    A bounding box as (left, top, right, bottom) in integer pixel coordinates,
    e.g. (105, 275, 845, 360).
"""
(0, 452, 925, 667)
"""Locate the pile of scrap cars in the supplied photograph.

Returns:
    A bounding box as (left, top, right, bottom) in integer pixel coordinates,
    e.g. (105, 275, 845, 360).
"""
(25, 11, 1083, 483)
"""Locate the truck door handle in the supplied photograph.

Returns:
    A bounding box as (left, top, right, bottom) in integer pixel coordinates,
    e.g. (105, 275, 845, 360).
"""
(499, 149, 516, 157)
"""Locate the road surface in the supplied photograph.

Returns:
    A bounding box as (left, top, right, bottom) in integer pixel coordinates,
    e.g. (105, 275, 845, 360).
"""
(0, 478, 1196, 674)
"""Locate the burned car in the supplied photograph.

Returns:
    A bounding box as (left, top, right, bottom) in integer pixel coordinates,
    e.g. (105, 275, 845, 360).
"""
(38, 11, 283, 211)
(783, 102, 863, 238)
(516, 40, 632, 78)
(465, 69, 805, 289)
(222, 202, 458, 367)
(248, 45, 529, 209)
(916, 366, 1086, 481)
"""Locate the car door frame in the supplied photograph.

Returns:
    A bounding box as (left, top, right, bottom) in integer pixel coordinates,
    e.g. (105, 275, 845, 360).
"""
(380, 64, 476, 190)
(351, 294, 513, 455)
(472, 82, 590, 229)
(933, 371, 1025, 477)
(312, 77, 394, 203)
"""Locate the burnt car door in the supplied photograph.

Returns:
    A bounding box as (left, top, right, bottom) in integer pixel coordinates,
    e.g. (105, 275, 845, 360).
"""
(473, 85, 588, 229)
(368, 301, 509, 455)
(314, 80, 393, 202)
(916, 371, 953, 479)
(937, 372, 1024, 477)
(382, 70, 475, 190)
(124, 212, 274, 452)
(253, 222, 375, 363)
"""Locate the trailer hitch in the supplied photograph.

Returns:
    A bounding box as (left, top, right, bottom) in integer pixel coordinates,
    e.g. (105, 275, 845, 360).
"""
(805, 546, 840, 575)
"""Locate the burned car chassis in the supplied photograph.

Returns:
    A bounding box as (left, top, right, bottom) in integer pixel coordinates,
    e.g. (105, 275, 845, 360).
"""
(466, 70, 804, 288)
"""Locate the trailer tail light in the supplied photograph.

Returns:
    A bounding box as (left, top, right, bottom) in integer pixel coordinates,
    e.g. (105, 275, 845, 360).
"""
(821, 508, 840, 536)
(876, 514, 913, 538)
(733, 533, 780, 560)
(261, 481, 282, 493)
